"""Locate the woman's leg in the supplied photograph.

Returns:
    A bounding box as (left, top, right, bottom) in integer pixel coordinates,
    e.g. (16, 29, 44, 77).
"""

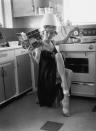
(62, 69, 73, 116)
(55, 53, 68, 92)
(55, 53, 72, 116)
(65, 68, 73, 91)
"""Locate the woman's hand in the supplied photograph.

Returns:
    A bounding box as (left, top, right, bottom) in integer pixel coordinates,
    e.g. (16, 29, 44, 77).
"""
(19, 31, 43, 51)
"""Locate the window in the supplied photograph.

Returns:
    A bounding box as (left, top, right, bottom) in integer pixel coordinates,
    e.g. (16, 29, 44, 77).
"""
(0, 0, 4, 27)
(0, 0, 13, 28)
(63, 0, 96, 25)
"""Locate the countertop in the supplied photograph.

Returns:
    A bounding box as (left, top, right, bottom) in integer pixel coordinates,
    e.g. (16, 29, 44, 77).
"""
(0, 45, 23, 51)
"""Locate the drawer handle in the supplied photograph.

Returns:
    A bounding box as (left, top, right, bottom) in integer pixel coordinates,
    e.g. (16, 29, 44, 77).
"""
(0, 54, 7, 58)
(72, 81, 95, 86)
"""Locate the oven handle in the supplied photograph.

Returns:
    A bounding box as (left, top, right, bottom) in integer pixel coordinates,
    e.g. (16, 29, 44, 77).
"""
(72, 81, 95, 86)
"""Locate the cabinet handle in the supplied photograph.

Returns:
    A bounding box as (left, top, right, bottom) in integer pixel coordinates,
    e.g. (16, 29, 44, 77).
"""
(3, 70, 7, 77)
(72, 81, 95, 86)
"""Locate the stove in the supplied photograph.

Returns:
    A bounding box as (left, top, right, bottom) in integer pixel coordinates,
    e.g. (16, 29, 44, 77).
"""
(59, 43, 96, 97)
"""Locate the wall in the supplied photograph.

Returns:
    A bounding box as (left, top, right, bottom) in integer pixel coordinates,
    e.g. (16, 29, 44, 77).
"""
(63, 0, 96, 25)
(0, 28, 32, 41)
(3, 0, 13, 27)
(13, 15, 43, 28)
(12, 0, 63, 28)
(0, 0, 4, 27)
(34, 0, 49, 8)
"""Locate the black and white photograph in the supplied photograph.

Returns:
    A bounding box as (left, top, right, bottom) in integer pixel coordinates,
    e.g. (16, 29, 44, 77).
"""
(0, 0, 96, 131)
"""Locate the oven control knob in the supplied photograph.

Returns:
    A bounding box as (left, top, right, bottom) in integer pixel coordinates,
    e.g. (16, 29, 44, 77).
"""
(88, 44, 94, 50)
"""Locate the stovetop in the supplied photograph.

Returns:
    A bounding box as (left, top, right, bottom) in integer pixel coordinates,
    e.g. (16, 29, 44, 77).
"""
(59, 43, 96, 52)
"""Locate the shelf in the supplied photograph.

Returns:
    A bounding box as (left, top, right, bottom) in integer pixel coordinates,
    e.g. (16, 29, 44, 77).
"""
(13, 13, 44, 18)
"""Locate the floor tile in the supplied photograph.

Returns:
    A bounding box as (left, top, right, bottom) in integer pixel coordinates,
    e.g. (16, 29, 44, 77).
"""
(40, 121, 63, 131)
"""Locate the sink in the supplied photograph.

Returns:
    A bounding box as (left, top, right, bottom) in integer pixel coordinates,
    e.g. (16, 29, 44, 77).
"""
(8, 41, 19, 47)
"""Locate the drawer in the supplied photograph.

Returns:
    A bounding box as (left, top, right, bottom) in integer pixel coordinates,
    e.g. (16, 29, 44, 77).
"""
(0, 50, 15, 63)
(15, 48, 28, 56)
(71, 83, 96, 97)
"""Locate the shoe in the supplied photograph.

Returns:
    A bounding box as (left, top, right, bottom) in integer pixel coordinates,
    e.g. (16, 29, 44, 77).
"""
(62, 108, 71, 117)
(61, 94, 71, 117)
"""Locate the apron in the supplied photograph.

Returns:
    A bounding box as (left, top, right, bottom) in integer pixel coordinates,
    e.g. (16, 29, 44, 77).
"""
(37, 46, 58, 107)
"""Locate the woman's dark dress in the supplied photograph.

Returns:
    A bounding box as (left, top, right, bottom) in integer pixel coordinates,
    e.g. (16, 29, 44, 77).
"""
(37, 46, 64, 107)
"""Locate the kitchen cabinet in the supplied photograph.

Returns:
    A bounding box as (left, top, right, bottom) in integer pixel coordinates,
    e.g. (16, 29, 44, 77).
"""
(32, 58, 39, 88)
(34, 0, 49, 8)
(3, 61, 16, 100)
(0, 60, 16, 103)
(0, 46, 34, 105)
(12, 0, 34, 17)
(16, 53, 32, 93)
(12, 0, 63, 17)
(0, 67, 5, 103)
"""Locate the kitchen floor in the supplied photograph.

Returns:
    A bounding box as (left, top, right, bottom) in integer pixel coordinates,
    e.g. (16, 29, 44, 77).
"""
(0, 91, 96, 131)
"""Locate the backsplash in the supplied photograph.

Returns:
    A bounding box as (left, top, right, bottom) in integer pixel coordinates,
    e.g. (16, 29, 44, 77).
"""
(0, 28, 33, 42)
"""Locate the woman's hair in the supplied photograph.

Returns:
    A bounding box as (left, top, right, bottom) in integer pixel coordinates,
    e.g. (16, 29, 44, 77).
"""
(40, 25, 57, 37)
(44, 25, 56, 30)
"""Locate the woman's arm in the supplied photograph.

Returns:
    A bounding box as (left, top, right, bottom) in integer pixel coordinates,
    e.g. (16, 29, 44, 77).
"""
(56, 32, 72, 45)
(55, 27, 79, 45)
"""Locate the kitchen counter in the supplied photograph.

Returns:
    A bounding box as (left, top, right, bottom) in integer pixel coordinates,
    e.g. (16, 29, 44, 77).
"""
(0, 45, 29, 65)
(0, 43, 34, 105)
(0, 45, 22, 51)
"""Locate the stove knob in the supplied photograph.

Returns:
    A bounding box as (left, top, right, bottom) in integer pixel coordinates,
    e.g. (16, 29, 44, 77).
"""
(88, 45, 94, 50)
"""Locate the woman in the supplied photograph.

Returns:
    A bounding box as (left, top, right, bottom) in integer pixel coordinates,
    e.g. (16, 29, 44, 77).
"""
(21, 13, 75, 116)
(32, 13, 75, 116)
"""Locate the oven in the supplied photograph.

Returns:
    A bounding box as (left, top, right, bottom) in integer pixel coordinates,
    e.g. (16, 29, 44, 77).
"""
(60, 43, 96, 97)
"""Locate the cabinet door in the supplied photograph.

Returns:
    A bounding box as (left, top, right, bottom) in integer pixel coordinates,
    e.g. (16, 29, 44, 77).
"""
(16, 54, 32, 93)
(0, 67, 5, 103)
(32, 58, 39, 88)
(12, 0, 34, 17)
(3, 61, 16, 100)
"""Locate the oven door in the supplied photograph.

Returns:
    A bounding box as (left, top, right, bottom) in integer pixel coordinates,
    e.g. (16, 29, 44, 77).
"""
(61, 51, 96, 83)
